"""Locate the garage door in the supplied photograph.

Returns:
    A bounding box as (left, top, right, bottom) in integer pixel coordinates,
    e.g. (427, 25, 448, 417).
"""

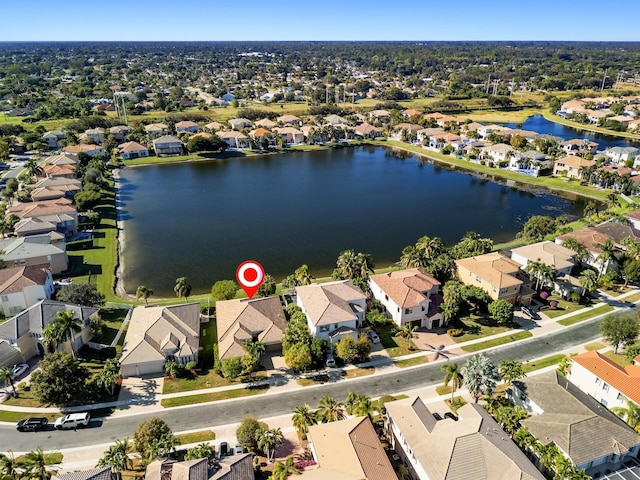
(121, 361, 164, 378)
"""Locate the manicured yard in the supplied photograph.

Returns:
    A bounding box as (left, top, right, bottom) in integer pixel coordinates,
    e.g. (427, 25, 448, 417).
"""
(342, 367, 375, 379)
(462, 331, 532, 353)
(160, 384, 269, 407)
(16, 452, 63, 465)
(449, 314, 511, 343)
(602, 350, 632, 367)
(601, 285, 633, 297)
(0, 410, 59, 423)
(174, 430, 216, 444)
(395, 356, 429, 368)
(557, 304, 614, 326)
(297, 374, 330, 387)
(584, 342, 606, 351)
(522, 354, 565, 373)
(436, 384, 452, 396)
(540, 294, 597, 319)
(377, 323, 417, 357)
(623, 292, 640, 303)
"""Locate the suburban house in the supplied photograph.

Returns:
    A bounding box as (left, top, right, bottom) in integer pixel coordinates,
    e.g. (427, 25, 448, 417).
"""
(13, 217, 57, 237)
(175, 120, 199, 133)
(119, 303, 201, 378)
(402, 109, 422, 118)
(324, 114, 350, 126)
(369, 109, 391, 122)
(216, 296, 286, 361)
(228, 118, 252, 130)
(254, 118, 277, 129)
(568, 350, 640, 410)
(510, 241, 576, 276)
(560, 139, 598, 156)
(456, 252, 533, 305)
(354, 123, 383, 138)
(42, 130, 65, 149)
(35, 176, 82, 193)
(0, 233, 68, 274)
(82, 127, 105, 144)
(52, 466, 112, 480)
(249, 128, 276, 147)
(369, 268, 443, 329)
(273, 126, 305, 145)
(146, 454, 254, 480)
(556, 227, 615, 272)
(277, 114, 300, 125)
(62, 144, 105, 157)
(591, 221, 640, 248)
(603, 146, 640, 164)
(0, 300, 99, 367)
(152, 135, 183, 156)
(390, 123, 422, 140)
(30, 184, 79, 202)
(8, 198, 78, 238)
(118, 141, 149, 160)
(0, 264, 54, 317)
(295, 280, 366, 343)
(384, 397, 544, 480)
(218, 131, 249, 149)
(44, 152, 78, 166)
(301, 416, 397, 480)
(204, 121, 225, 132)
(510, 370, 640, 478)
(43, 162, 75, 179)
(416, 127, 446, 144)
(553, 156, 595, 179)
(109, 125, 131, 143)
(145, 123, 169, 138)
(480, 143, 513, 164)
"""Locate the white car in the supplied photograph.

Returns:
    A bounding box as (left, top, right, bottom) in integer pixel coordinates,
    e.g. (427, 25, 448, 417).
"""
(10, 363, 29, 379)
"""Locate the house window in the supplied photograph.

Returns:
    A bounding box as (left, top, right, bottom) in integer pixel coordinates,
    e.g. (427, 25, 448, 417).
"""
(0, 295, 7, 302)
(501, 288, 508, 295)
(421, 306, 425, 312)
(603, 383, 609, 392)
(595, 378, 601, 385)
(475, 276, 481, 283)
(385, 295, 389, 301)
(617, 393, 624, 401)
(405, 308, 413, 315)
(319, 325, 329, 332)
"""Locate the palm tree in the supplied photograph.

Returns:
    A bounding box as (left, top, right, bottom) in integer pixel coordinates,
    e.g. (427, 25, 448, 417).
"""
(607, 192, 621, 208)
(513, 426, 535, 452)
(293, 264, 314, 286)
(42, 310, 83, 358)
(460, 354, 500, 403)
(525, 260, 554, 291)
(0, 451, 20, 478)
(25, 447, 57, 480)
(174, 277, 192, 303)
(345, 393, 373, 417)
(256, 427, 283, 463)
(271, 456, 300, 480)
(317, 396, 345, 423)
(498, 359, 526, 387)
(292, 404, 317, 436)
(0, 366, 16, 398)
(552, 455, 575, 480)
(494, 405, 528, 435)
(95, 358, 121, 396)
(611, 399, 640, 432)
(97, 438, 132, 478)
(243, 339, 266, 362)
(562, 238, 590, 265)
(578, 269, 598, 299)
(441, 363, 463, 403)
(401, 323, 418, 341)
(594, 239, 617, 278)
(25, 158, 44, 179)
(135, 285, 153, 306)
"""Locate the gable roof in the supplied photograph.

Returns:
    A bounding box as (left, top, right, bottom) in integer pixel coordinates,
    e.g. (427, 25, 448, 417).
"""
(556, 227, 614, 254)
(8, 198, 76, 220)
(369, 268, 439, 309)
(571, 350, 640, 405)
(510, 241, 575, 271)
(307, 416, 397, 480)
(216, 297, 286, 360)
(120, 304, 200, 366)
(295, 280, 366, 327)
(0, 263, 50, 295)
(555, 156, 596, 169)
(384, 398, 544, 480)
(456, 252, 522, 289)
(0, 234, 66, 262)
(591, 222, 640, 246)
(118, 141, 149, 153)
(516, 370, 640, 466)
(144, 123, 168, 132)
(52, 466, 112, 480)
(152, 135, 183, 146)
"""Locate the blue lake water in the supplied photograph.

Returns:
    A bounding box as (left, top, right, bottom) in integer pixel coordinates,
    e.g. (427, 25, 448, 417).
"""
(119, 146, 587, 296)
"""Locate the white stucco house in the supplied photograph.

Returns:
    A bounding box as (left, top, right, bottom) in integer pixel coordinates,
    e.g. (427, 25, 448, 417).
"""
(295, 280, 366, 343)
(369, 268, 443, 329)
(0, 264, 54, 317)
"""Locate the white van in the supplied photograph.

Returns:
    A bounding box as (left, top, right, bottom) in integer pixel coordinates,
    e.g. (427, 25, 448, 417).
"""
(54, 412, 90, 430)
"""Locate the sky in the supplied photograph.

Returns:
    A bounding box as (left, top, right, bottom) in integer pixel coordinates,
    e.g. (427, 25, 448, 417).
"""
(2, 0, 639, 42)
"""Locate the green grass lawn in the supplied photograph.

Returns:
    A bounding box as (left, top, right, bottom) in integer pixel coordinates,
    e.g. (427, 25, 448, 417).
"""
(436, 384, 452, 396)
(522, 354, 565, 373)
(341, 367, 375, 379)
(0, 410, 60, 423)
(377, 324, 417, 357)
(557, 304, 615, 326)
(395, 356, 429, 368)
(585, 342, 606, 351)
(297, 374, 330, 387)
(15, 452, 63, 465)
(175, 430, 216, 445)
(601, 285, 633, 297)
(449, 314, 512, 343)
(540, 294, 597, 319)
(602, 350, 632, 367)
(160, 384, 269, 407)
(623, 292, 640, 303)
(462, 331, 532, 353)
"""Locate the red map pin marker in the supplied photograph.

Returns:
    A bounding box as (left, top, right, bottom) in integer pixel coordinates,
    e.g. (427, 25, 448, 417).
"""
(236, 260, 265, 299)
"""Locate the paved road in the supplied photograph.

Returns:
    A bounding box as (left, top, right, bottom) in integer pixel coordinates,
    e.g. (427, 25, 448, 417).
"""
(0, 316, 604, 452)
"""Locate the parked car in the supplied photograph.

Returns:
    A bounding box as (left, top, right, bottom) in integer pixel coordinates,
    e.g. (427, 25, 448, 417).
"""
(325, 353, 336, 367)
(367, 330, 381, 344)
(521, 305, 540, 320)
(234, 444, 243, 455)
(54, 412, 90, 430)
(10, 363, 29, 379)
(219, 442, 228, 457)
(16, 417, 48, 432)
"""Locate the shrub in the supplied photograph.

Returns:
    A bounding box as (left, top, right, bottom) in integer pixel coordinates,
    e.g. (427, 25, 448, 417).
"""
(185, 361, 197, 371)
(447, 328, 463, 337)
(540, 291, 549, 300)
(549, 300, 558, 309)
(221, 357, 243, 379)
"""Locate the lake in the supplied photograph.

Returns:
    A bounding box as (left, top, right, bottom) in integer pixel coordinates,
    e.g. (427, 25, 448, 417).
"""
(118, 146, 587, 296)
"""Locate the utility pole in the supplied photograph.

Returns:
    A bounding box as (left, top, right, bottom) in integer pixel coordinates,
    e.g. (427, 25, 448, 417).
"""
(486, 74, 491, 94)
(600, 68, 608, 91)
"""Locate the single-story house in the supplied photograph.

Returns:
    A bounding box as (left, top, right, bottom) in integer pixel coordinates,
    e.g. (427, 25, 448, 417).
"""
(0, 264, 54, 317)
(216, 296, 286, 361)
(152, 135, 183, 157)
(0, 233, 68, 274)
(30, 185, 78, 202)
(295, 280, 366, 343)
(120, 303, 201, 378)
(369, 268, 443, 329)
(0, 300, 99, 367)
(118, 141, 149, 160)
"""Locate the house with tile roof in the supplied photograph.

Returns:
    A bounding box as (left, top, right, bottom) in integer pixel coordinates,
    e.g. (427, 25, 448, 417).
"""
(0, 233, 68, 274)
(120, 303, 201, 378)
(511, 370, 640, 478)
(118, 141, 149, 160)
(456, 252, 533, 305)
(62, 144, 105, 157)
(82, 127, 105, 144)
(204, 121, 226, 132)
(568, 350, 640, 410)
(43, 163, 76, 179)
(295, 280, 366, 342)
(556, 226, 615, 272)
(216, 297, 286, 361)
(511, 241, 575, 276)
(109, 125, 131, 143)
(175, 120, 199, 133)
(273, 126, 304, 145)
(228, 118, 252, 131)
(8, 198, 78, 238)
(144, 123, 169, 138)
(253, 118, 277, 129)
(300, 416, 397, 480)
(30, 184, 79, 202)
(0, 299, 99, 367)
(480, 143, 513, 165)
(152, 135, 183, 157)
(384, 397, 544, 480)
(560, 139, 598, 156)
(553, 156, 596, 179)
(354, 123, 383, 138)
(0, 264, 53, 317)
(218, 131, 249, 150)
(42, 130, 65, 149)
(369, 268, 443, 329)
(51, 466, 112, 480)
(146, 454, 254, 480)
(277, 114, 300, 125)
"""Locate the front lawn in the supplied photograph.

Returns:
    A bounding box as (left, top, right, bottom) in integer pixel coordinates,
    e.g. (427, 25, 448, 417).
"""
(522, 354, 565, 373)
(160, 384, 269, 407)
(449, 314, 512, 343)
(377, 323, 417, 357)
(462, 331, 532, 353)
(539, 293, 597, 319)
(174, 430, 216, 444)
(395, 356, 429, 368)
(557, 304, 614, 326)
(602, 350, 632, 367)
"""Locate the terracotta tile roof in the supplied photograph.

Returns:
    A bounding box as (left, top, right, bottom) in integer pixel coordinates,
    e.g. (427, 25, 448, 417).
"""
(144, 123, 168, 132)
(204, 121, 225, 131)
(8, 198, 76, 219)
(557, 227, 613, 254)
(354, 123, 382, 135)
(369, 268, 439, 309)
(0, 263, 50, 295)
(456, 252, 522, 289)
(254, 118, 277, 128)
(394, 123, 422, 132)
(250, 128, 272, 137)
(44, 153, 78, 165)
(175, 120, 198, 128)
(572, 350, 640, 404)
(152, 135, 182, 146)
(219, 130, 248, 139)
(118, 141, 148, 153)
(295, 280, 366, 327)
(554, 156, 595, 168)
(402, 109, 421, 117)
(43, 163, 75, 177)
(62, 144, 104, 155)
(190, 132, 213, 140)
(277, 114, 300, 123)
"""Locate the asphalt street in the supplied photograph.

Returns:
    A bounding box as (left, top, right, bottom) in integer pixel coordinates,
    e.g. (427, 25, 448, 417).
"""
(0, 315, 603, 453)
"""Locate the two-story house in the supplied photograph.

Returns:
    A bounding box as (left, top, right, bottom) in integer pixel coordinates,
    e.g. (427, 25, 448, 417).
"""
(369, 268, 443, 329)
(152, 135, 183, 157)
(0, 264, 54, 317)
(553, 156, 595, 179)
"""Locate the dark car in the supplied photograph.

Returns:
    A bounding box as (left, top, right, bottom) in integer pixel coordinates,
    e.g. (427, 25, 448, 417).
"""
(521, 305, 540, 320)
(16, 417, 48, 432)
(219, 442, 229, 457)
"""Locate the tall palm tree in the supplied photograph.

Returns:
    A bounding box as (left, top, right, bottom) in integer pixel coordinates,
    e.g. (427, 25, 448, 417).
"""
(562, 238, 590, 265)
(271, 456, 300, 480)
(25, 447, 57, 480)
(460, 354, 500, 403)
(293, 264, 314, 286)
(441, 363, 463, 403)
(525, 260, 554, 291)
(401, 323, 418, 341)
(135, 285, 153, 306)
(25, 158, 44, 179)
(611, 399, 640, 432)
(552, 455, 575, 480)
(292, 404, 317, 436)
(495, 405, 528, 436)
(0, 366, 16, 398)
(174, 277, 192, 303)
(42, 310, 83, 358)
(95, 358, 121, 396)
(256, 427, 283, 463)
(243, 339, 266, 362)
(97, 437, 132, 478)
(594, 239, 618, 278)
(317, 396, 345, 423)
(498, 359, 526, 387)
(578, 269, 598, 298)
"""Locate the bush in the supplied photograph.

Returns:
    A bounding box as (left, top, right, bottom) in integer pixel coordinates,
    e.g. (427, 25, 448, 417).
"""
(185, 361, 197, 371)
(221, 357, 243, 379)
(447, 328, 463, 337)
(236, 416, 268, 453)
